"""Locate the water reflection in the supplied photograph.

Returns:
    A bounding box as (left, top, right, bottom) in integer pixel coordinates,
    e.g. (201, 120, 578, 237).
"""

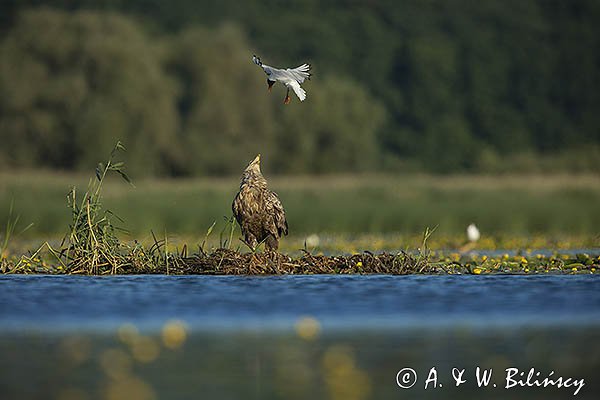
(0, 327, 598, 399)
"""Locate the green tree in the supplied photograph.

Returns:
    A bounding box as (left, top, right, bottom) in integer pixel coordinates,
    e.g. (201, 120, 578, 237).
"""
(164, 24, 278, 175)
(276, 76, 387, 173)
(0, 8, 179, 175)
(1, 1, 600, 174)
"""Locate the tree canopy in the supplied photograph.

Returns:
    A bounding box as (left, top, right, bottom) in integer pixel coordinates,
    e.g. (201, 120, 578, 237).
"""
(1, 1, 599, 175)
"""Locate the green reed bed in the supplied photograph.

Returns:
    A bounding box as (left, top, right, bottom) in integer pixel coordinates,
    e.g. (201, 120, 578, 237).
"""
(2, 173, 600, 239)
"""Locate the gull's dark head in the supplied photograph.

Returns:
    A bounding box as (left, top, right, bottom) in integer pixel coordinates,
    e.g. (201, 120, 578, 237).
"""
(267, 79, 275, 92)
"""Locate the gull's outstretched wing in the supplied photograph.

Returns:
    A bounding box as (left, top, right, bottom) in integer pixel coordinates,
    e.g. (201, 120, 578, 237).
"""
(285, 64, 311, 83)
(273, 64, 311, 84)
(254, 55, 311, 83)
(288, 80, 306, 101)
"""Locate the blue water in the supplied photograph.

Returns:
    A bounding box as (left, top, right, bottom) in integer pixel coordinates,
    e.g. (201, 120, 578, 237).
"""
(1, 275, 599, 332)
(1, 275, 600, 399)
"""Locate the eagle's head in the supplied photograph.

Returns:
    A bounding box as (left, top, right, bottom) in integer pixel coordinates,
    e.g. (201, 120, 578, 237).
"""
(241, 154, 266, 188)
(246, 154, 261, 172)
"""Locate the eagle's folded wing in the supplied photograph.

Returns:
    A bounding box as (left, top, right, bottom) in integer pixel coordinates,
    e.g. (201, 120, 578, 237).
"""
(268, 191, 288, 237)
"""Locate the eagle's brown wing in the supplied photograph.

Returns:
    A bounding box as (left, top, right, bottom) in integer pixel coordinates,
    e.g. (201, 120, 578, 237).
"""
(268, 190, 288, 237)
(232, 193, 243, 227)
(233, 189, 260, 248)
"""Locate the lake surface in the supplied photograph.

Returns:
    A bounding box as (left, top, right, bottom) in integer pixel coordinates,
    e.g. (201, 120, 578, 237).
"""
(1, 275, 599, 399)
(1, 275, 599, 332)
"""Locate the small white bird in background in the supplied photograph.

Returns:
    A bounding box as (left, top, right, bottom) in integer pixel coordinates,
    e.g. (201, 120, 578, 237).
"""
(467, 223, 481, 243)
(305, 234, 320, 249)
(253, 55, 311, 104)
(460, 223, 481, 253)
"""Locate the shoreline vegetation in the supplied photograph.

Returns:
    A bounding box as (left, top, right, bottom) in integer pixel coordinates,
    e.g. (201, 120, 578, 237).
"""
(1, 145, 599, 275)
(3, 247, 599, 276)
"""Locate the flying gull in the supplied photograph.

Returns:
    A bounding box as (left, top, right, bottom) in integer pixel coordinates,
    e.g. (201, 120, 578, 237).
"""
(253, 55, 311, 104)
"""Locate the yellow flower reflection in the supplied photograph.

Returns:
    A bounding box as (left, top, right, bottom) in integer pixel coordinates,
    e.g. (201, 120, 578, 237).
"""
(161, 320, 188, 350)
(295, 316, 320, 341)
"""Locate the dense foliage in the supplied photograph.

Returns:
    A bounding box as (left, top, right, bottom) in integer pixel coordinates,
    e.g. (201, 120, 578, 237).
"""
(1, 1, 599, 175)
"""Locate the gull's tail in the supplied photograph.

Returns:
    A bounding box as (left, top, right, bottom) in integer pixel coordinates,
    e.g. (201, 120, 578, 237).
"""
(289, 80, 307, 101)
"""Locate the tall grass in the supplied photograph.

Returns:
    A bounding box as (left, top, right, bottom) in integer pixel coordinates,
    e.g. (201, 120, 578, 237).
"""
(62, 142, 133, 273)
(3, 142, 176, 274)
